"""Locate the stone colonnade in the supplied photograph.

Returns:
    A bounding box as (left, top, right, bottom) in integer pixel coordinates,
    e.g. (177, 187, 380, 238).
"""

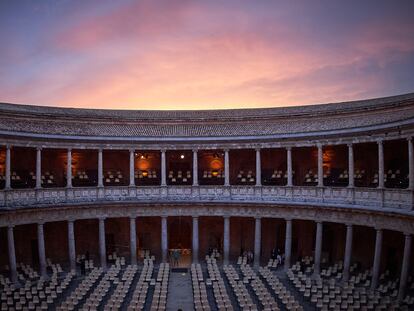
(4, 215, 413, 300)
(2, 137, 414, 189)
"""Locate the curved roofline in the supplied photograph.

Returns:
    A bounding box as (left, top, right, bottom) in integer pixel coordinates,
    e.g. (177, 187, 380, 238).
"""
(1, 92, 414, 122)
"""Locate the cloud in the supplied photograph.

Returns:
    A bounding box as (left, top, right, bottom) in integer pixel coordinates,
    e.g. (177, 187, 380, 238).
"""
(0, 1, 413, 109)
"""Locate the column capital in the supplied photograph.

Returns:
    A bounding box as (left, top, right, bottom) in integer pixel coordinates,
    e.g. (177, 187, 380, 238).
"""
(254, 216, 262, 220)
(345, 223, 353, 228)
(376, 139, 383, 145)
(129, 216, 137, 221)
(316, 220, 323, 225)
(98, 147, 103, 152)
(98, 216, 106, 221)
(192, 148, 198, 153)
(37, 222, 45, 226)
(407, 136, 413, 142)
(160, 148, 167, 153)
(67, 218, 76, 224)
(6, 144, 11, 150)
(285, 217, 293, 222)
(67, 147, 72, 152)
(161, 215, 168, 220)
(347, 143, 353, 148)
(286, 146, 292, 151)
(317, 143, 323, 148)
(36, 146, 42, 151)
(7, 225, 15, 229)
(374, 226, 383, 232)
(129, 148, 135, 153)
(223, 215, 230, 220)
(403, 232, 412, 238)
(255, 147, 261, 152)
(192, 216, 199, 220)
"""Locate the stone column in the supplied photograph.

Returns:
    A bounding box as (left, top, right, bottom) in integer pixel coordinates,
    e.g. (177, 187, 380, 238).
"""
(317, 144, 323, 187)
(254, 217, 261, 266)
(193, 149, 198, 186)
(342, 224, 353, 282)
(98, 149, 103, 187)
(223, 216, 230, 264)
(36, 147, 42, 189)
(7, 226, 18, 284)
(66, 149, 72, 188)
(398, 234, 412, 301)
(130, 217, 137, 265)
(287, 147, 293, 187)
(129, 149, 135, 187)
(68, 220, 76, 272)
(5, 145, 11, 189)
(192, 216, 199, 263)
(348, 144, 354, 187)
(313, 221, 323, 276)
(255, 148, 261, 186)
(161, 216, 168, 262)
(284, 219, 292, 270)
(377, 140, 384, 188)
(224, 149, 230, 186)
(99, 218, 107, 270)
(408, 138, 413, 190)
(37, 223, 47, 278)
(161, 150, 167, 186)
(371, 228, 383, 290)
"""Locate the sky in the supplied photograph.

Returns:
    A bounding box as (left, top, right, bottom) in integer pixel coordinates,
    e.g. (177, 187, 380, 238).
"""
(0, 0, 414, 110)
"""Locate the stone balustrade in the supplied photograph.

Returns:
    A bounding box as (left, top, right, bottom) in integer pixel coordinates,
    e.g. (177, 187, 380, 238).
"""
(0, 185, 412, 212)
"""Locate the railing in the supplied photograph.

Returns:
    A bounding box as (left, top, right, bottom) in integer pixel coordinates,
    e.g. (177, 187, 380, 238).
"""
(0, 185, 412, 212)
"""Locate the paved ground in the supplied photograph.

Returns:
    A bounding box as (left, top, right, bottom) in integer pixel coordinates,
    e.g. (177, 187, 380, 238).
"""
(167, 270, 194, 311)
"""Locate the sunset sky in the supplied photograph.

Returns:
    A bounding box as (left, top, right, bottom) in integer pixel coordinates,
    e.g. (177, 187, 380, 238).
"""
(1, 0, 414, 110)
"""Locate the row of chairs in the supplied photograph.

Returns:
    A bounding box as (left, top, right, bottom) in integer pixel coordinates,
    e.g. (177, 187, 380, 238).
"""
(205, 257, 233, 310)
(240, 264, 280, 310)
(149, 262, 169, 311)
(126, 259, 154, 310)
(223, 265, 256, 310)
(191, 263, 211, 311)
(288, 258, 413, 310)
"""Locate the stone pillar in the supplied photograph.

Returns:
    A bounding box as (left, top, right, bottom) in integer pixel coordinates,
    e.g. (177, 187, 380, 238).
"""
(193, 149, 198, 186)
(66, 149, 72, 188)
(254, 217, 261, 266)
(129, 149, 135, 187)
(313, 221, 323, 276)
(7, 226, 18, 284)
(317, 144, 323, 187)
(37, 223, 47, 278)
(371, 229, 383, 290)
(223, 216, 230, 264)
(5, 145, 11, 189)
(408, 138, 413, 190)
(255, 148, 261, 186)
(68, 220, 76, 272)
(161, 216, 168, 262)
(287, 147, 293, 187)
(161, 150, 167, 186)
(342, 224, 353, 282)
(284, 219, 292, 270)
(377, 140, 384, 188)
(130, 217, 137, 265)
(99, 218, 107, 270)
(98, 149, 103, 187)
(398, 234, 412, 301)
(348, 144, 354, 187)
(192, 216, 199, 263)
(36, 147, 42, 189)
(224, 149, 230, 186)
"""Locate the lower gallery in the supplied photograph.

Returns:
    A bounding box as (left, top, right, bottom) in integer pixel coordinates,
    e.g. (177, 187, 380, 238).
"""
(1, 93, 414, 310)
